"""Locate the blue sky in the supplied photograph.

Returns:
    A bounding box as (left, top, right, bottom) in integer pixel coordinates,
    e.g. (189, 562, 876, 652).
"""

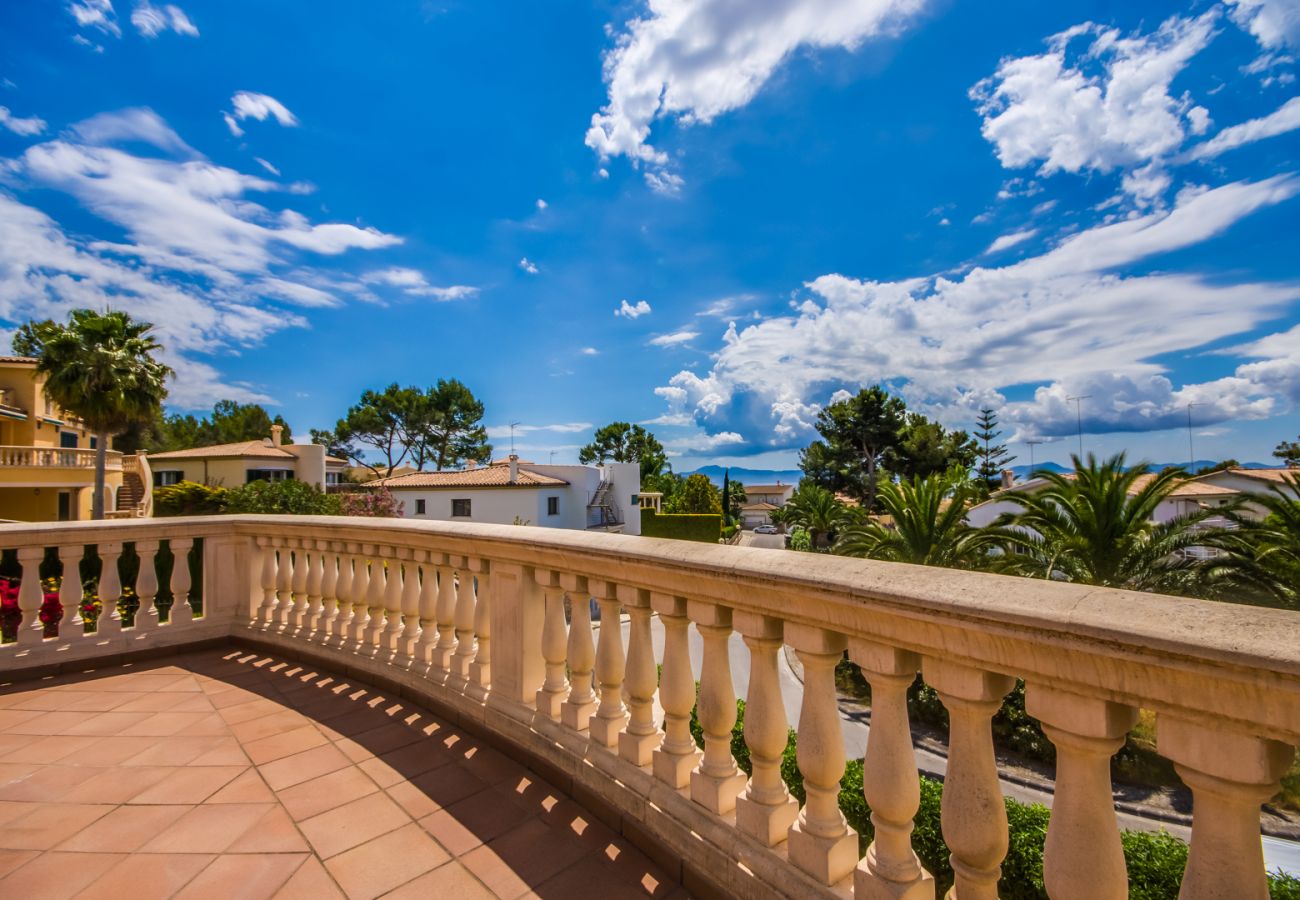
(2, 0, 1300, 471)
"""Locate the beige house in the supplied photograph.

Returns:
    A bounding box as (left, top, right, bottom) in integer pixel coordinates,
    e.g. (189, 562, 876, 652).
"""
(739, 482, 795, 528)
(147, 425, 347, 492)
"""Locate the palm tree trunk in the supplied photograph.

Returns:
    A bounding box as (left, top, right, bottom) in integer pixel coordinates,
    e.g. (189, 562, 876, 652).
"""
(93, 432, 108, 520)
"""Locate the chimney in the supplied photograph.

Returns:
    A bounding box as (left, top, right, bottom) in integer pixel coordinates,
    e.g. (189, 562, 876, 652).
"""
(270, 424, 284, 446)
(1001, 469, 1015, 490)
(508, 454, 519, 483)
(466, 459, 477, 470)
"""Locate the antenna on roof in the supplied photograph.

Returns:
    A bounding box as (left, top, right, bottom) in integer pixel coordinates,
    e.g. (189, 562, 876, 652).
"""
(1066, 395, 1091, 459)
(509, 422, 521, 456)
(1186, 403, 1201, 471)
(1026, 439, 1044, 474)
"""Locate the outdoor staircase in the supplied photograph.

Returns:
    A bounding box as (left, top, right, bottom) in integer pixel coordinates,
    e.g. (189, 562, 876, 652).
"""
(587, 478, 623, 530)
(116, 468, 146, 516)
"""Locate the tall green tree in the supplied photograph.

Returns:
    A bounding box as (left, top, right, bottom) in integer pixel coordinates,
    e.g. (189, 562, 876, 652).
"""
(892, 414, 978, 481)
(329, 383, 421, 478)
(986, 454, 1228, 594)
(835, 469, 991, 567)
(800, 387, 907, 508)
(725, 478, 747, 523)
(16, 310, 171, 519)
(783, 483, 849, 547)
(973, 408, 1015, 495)
(721, 469, 731, 526)
(135, 400, 292, 452)
(409, 379, 491, 471)
(579, 422, 668, 482)
(668, 473, 722, 514)
(1204, 473, 1300, 610)
(1274, 435, 1300, 467)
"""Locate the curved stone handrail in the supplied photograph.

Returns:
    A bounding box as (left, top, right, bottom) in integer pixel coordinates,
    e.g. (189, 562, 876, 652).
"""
(1, 514, 1296, 900)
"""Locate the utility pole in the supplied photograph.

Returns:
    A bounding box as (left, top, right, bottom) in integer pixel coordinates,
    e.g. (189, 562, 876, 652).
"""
(1026, 439, 1044, 474)
(1067, 396, 1091, 460)
(1186, 403, 1200, 470)
(509, 422, 520, 456)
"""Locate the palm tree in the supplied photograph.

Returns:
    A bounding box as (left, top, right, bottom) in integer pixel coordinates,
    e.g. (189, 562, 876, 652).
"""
(835, 469, 992, 568)
(23, 310, 171, 519)
(1203, 473, 1300, 610)
(985, 453, 1228, 594)
(783, 483, 849, 547)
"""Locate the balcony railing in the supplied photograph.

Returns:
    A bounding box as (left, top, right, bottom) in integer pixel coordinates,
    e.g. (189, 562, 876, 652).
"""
(0, 445, 122, 470)
(0, 516, 1295, 899)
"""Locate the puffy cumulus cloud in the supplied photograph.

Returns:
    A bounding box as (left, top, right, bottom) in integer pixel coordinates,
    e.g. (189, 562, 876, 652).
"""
(0, 109, 407, 408)
(361, 268, 477, 301)
(518, 257, 539, 275)
(1226, 0, 1300, 49)
(985, 228, 1038, 254)
(0, 107, 46, 137)
(586, 0, 927, 184)
(615, 299, 652, 318)
(655, 175, 1300, 447)
(1190, 96, 1300, 159)
(662, 430, 746, 454)
(224, 91, 298, 137)
(68, 0, 120, 38)
(971, 12, 1217, 204)
(130, 1, 198, 38)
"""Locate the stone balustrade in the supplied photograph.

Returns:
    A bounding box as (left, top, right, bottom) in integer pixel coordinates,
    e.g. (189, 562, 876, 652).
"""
(0, 515, 1297, 900)
(0, 445, 122, 470)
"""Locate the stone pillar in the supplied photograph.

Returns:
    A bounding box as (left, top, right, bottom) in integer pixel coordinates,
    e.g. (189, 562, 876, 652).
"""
(653, 592, 700, 788)
(690, 600, 746, 814)
(16, 545, 45, 646)
(201, 532, 256, 627)
(734, 611, 798, 847)
(1159, 716, 1295, 900)
(317, 542, 340, 642)
(381, 551, 406, 654)
(536, 573, 569, 719)
(925, 658, 1015, 900)
(274, 541, 294, 631)
(618, 585, 658, 766)
(450, 559, 478, 681)
(1026, 683, 1136, 900)
(134, 539, 160, 630)
(468, 562, 492, 692)
(347, 550, 372, 649)
(415, 552, 441, 663)
(786, 623, 857, 886)
(58, 544, 85, 635)
(304, 542, 325, 637)
(95, 542, 124, 637)
(590, 580, 628, 747)
(561, 573, 597, 731)
(166, 538, 193, 627)
(431, 561, 458, 671)
(399, 553, 422, 659)
(256, 536, 278, 628)
(361, 549, 388, 651)
(289, 540, 311, 634)
(330, 548, 356, 649)
(486, 561, 543, 707)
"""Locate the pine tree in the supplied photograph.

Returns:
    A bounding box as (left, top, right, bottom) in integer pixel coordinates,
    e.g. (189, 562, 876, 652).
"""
(974, 407, 1015, 495)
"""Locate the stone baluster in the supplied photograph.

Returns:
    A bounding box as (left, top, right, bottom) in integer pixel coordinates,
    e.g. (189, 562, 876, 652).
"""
(274, 541, 294, 631)
(289, 540, 312, 634)
(256, 536, 277, 628)
(536, 571, 569, 718)
(787, 624, 857, 885)
(348, 550, 372, 648)
(734, 612, 798, 846)
(58, 544, 85, 637)
(168, 539, 194, 626)
(382, 552, 406, 654)
(590, 580, 627, 747)
(925, 659, 1015, 900)
(95, 542, 124, 636)
(431, 560, 458, 671)
(16, 545, 45, 646)
(400, 554, 422, 659)
(317, 542, 341, 642)
(133, 540, 160, 630)
(468, 562, 492, 692)
(415, 553, 442, 663)
(652, 592, 700, 788)
(850, 640, 934, 899)
(361, 549, 388, 651)
(561, 573, 597, 731)
(450, 559, 478, 681)
(330, 548, 355, 648)
(690, 600, 746, 813)
(303, 542, 325, 637)
(1024, 684, 1135, 900)
(618, 586, 657, 766)
(1158, 717, 1295, 900)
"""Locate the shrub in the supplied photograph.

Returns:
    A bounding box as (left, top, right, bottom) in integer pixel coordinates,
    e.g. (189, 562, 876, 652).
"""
(789, 527, 812, 551)
(223, 479, 341, 515)
(641, 509, 722, 543)
(154, 480, 228, 516)
(338, 487, 404, 517)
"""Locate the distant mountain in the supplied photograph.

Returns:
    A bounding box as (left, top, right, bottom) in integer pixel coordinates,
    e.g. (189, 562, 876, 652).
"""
(687, 465, 802, 487)
(1009, 460, 1275, 479)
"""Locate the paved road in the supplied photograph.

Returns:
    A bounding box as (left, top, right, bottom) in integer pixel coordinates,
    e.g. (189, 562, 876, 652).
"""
(594, 612, 1298, 876)
(736, 530, 785, 550)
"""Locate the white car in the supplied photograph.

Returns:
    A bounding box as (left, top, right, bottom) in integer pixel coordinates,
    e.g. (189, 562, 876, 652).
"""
(753, 524, 779, 534)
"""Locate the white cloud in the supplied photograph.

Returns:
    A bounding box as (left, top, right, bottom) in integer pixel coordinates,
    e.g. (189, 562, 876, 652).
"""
(649, 330, 699, 347)
(518, 257, 539, 275)
(225, 91, 298, 136)
(696, 293, 759, 318)
(68, 0, 120, 38)
(362, 268, 476, 301)
(485, 422, 594, 439)
(72, 107, 197, 157)
(535, 198, 547, 210)
(985, 228, 1038, 254)
(1226, 0, 1300, 49)
(644, 170, 684, 196)
(971, 12, 1217, 203)
(663, 430, 746, 453)
(254, 157, 280, 176)
(580, 347, 599, 355)
(1190, 96, 1300, 159)
(586, 0, 927, 183)
(615, 298, 652, 319)
(655, 175, 1300, 446)
(0, 107, 46, 137)
(131, 1, 198, 38)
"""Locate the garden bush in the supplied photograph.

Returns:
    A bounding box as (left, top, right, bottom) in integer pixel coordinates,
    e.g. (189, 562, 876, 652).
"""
(154, 480, 228, 516)
(641, 510, 722, 543)
(224, 479, 341, 515)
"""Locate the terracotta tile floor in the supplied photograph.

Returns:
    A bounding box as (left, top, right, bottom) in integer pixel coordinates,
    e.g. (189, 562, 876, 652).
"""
(0, 647, 687, 900)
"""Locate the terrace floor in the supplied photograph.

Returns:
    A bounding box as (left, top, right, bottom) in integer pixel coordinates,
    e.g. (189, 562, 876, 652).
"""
(0, 647, 684, 900)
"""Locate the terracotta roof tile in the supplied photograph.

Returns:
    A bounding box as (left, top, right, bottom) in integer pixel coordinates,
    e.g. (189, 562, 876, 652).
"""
(1224, 467, 1300, 484)
(148, 441, 298, 460)
(366, 466, 569, 489)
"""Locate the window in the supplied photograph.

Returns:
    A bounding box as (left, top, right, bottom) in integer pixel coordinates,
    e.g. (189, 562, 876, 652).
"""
(59, 432, 78, 449)
(154, 470, 183, 487)
(452, 498, 471, 517)
(547, 496, 559, 516)
(325, 471, 341, 485)
(89, 436, 98, 450)
(416, 498, 427, 515)
(246, 469, 294, 483)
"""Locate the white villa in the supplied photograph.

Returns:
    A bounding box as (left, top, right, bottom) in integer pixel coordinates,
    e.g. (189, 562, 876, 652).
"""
(739, 482, 795, 528)
(364, 455, 642, 534)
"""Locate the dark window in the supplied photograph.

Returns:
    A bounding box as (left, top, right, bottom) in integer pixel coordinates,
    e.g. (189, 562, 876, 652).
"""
(246, 469, 294, 483)
(416, 498, 427, 515)
(89, 436, 98, 450)
(154, 470, 183, 487)
(452, 498, 471, 517)
(547, 496, 559, 516)
(59, 432, 78, 449)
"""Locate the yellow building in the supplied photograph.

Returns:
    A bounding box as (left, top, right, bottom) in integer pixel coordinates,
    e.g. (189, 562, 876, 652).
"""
(146, 425, 348, 491)
(0, 355, 128, 522)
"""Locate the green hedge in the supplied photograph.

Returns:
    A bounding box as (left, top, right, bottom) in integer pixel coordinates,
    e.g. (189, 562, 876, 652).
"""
(642, 509, 722, 543)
